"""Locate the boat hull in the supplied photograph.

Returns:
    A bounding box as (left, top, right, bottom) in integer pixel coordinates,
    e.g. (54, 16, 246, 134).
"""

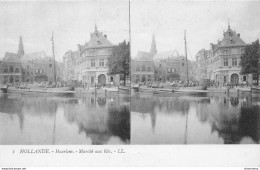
(119, 86, 130, 94)
(252, 87, 260, 94)
(8, 86, 75, 94)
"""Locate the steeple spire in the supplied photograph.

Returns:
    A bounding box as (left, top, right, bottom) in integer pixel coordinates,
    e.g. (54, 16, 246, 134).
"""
(228, 18, 230, 30)
(150, 34, 157, 56)
(18, 36, 24, 55)
(95, 23, 97, 31)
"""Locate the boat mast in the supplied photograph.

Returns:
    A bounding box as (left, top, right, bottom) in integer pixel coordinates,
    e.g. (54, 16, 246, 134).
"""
(184, 30, 189, 84)
(52, 32, 57, 86)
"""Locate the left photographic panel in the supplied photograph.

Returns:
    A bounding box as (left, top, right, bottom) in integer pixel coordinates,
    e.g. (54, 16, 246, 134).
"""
(0, 1, 130, 145)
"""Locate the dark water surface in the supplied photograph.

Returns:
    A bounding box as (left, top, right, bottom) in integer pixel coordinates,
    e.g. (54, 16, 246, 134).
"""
(0, 93, 130, 145)
(131, 93, 260, 144)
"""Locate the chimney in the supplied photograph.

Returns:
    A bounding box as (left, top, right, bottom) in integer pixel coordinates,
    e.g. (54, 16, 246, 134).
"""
(238, 33, 240, 37)
(77, 44, 81, 51)
(104, 35, 107, 38)
(18, 36, 25, 56)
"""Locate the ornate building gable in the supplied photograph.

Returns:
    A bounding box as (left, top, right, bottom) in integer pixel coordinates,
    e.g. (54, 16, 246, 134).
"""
(210, 24, 246, 55)
(83, 25, 114, 51)
(219, 25, 246, 47)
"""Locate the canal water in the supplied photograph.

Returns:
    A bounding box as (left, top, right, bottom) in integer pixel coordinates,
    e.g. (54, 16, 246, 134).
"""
(0, 93, 130, 145)
(131, 93, 260, 144)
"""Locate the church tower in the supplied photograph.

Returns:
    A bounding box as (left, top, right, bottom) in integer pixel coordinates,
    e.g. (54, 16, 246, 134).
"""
(150, 34, 157, 57)
(18, 36, 25, 56)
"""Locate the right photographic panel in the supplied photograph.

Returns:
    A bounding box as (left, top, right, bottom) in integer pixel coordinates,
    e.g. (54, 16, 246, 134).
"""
(130, 1, 260, 144)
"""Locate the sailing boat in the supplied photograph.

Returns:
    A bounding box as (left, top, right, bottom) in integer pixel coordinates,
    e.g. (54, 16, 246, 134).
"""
(177, 30, 207, 92)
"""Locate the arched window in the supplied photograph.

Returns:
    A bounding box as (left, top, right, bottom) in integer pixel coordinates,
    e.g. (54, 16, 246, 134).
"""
(142, 65, 145, 72)
(136, 75, 140, 83)
(9, 76, 14, 83)
(3, 67, 8, 73)
(15, 68, 19, 73)
(9, 66, 13, 73)
(147, 67, 151, 72)
(3, 76, 8, 84)
(15, 76, 19, 82)
(147, 75, 151, 82)
(136, 66, 140, 71)
(142, 75, 146, 82)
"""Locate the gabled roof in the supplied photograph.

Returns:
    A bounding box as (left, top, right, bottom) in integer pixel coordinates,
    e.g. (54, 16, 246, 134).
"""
(154, 50, 180, 60)
(22, 51, 49, 61)
(136, 51, 153, 61)
(84, 26, 113, 49)
(3, 52, 21, 62)
(219, 26, 246, 47)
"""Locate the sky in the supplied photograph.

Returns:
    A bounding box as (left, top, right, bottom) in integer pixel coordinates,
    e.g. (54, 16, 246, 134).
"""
(0, 1, 129, 62)
(131, 0, 260, 60)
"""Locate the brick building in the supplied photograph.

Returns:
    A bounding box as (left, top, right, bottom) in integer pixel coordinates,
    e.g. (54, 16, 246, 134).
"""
(131, 51, 154, 83)
(0, 54, 22, 84)
(154, 51, 189, 82)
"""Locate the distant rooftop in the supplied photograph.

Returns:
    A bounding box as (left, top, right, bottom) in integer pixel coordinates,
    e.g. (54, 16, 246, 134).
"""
(22, 51, 49, 61)
(3, 52, 21, 62)
(154, 50, 181, 61)
(135, 51, 153, 61)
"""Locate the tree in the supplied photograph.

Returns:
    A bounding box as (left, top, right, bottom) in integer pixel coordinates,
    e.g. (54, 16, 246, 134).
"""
(240, 39, 260, 85)
(108, 40, 130, 86)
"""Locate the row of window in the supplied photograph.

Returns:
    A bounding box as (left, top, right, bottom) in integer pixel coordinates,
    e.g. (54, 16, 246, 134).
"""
(2, 67, 20, 73)
(223, 58, 238, 66)
(135, 75, 152, 82)
(136, 65, 152, 72)
(3, 76, 20, 83)
(91, 59, 105, 67)
(223, 49, 244, 55)
(135, 63, 185, 72)
(35, 69, 43, 74)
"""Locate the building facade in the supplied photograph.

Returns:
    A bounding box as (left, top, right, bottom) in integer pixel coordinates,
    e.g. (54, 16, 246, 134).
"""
(64, 26, 116, 86)
(195, 49, 210, 81)
(154, 53, 189, 82)
(196, 24, 247, 86)
(63, 50, 78, 81)
(0, 57, 22, 84)
(131, 56, 154, 83)
(22, 51, 57, 83)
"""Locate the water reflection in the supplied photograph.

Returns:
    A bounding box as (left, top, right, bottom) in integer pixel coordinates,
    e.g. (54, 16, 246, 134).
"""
(0, 93, 130, 145)
(131, 93, 260, 144)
